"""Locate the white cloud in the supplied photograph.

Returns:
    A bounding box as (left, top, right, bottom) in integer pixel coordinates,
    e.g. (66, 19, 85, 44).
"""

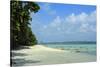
(33, 10, 96, 39)
(65, 11, 96, 33)
(66, 12, 88, 24)
(40, 16, 63, 35)
(79, 11, 96, 32)
(79, 23, 89, 32)
(50, 16, 61, 27)
(77, 12, 88, 23)
(31, 10, 96, 42)
(65, 13, 77, 24)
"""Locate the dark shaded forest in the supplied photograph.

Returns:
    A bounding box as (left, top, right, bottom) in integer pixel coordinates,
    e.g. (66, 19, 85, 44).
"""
(10, 0, 40, 50)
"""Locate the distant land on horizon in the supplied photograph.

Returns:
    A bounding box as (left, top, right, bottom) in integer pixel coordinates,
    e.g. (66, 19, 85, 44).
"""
(38, 41, 96, 44)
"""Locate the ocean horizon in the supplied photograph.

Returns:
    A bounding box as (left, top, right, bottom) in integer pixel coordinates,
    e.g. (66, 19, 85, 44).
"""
(39, 41, 96, 44)
(40, 41, 96, 56)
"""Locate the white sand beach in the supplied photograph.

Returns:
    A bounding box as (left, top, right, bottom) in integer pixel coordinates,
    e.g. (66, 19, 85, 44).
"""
(12, 45, 96, 66)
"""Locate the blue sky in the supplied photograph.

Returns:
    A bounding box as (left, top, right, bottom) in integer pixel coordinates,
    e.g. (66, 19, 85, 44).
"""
(31, 2, 96, 43)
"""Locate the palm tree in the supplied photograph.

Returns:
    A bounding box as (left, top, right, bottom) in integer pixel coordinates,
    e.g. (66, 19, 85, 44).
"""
(10, 0, 40, 49)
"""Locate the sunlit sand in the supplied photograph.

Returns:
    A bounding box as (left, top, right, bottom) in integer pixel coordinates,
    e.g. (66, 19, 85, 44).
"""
(12, 45, 96, 66)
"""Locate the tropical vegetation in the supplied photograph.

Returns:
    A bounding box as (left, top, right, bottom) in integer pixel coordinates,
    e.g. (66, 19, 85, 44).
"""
(10, 0, 40, 49)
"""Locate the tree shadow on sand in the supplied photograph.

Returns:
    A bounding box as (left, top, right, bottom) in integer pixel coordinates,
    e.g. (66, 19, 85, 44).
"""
(11, 51, 41, 66)
(11, 46, 31, 51)
(11, 58, 40, 66)
(11, 52, 28, 57)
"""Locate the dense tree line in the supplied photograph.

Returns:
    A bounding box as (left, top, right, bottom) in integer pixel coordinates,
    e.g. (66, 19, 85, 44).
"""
(10, 0, 40, 49)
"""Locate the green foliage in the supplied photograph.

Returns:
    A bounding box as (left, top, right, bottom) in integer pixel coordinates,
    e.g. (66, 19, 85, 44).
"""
(10, 0, 40, 49)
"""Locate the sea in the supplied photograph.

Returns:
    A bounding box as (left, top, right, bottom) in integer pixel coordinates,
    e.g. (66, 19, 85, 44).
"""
(42, 42, 96, 56)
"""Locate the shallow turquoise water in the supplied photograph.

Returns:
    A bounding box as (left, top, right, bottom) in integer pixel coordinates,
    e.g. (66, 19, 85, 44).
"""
(42, 43, 96, 55)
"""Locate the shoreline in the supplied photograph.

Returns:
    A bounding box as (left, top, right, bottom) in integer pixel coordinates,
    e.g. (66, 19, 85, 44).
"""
(12, 45, 96, 66)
